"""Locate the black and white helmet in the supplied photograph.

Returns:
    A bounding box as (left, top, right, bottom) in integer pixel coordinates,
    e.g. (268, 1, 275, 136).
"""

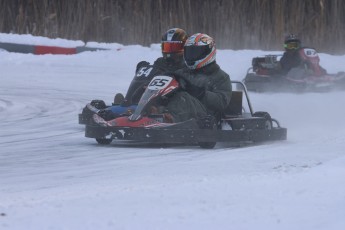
(161, 28, 188, 60)
(284, 33, 301, 50)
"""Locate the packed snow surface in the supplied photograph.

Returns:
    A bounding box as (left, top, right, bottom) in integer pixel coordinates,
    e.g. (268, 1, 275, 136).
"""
(1, 33, 345, 230)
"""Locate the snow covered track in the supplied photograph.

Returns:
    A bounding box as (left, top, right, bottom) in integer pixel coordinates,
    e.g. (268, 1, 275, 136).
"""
(1, 37, 345, 229)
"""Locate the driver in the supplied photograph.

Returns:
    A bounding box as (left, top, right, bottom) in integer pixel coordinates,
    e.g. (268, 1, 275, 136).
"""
(279, 34, 326, 76)
(162, 33, 232, 122)
(97, 28, 188, 120)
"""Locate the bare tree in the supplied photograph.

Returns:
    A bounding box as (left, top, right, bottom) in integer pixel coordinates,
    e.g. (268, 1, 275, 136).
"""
(0, 0, 344, 53)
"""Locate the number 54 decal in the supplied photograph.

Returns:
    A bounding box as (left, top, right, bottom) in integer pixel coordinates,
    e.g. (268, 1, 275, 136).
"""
(148, 76, 173, 90)
(136, 66, 153, 77)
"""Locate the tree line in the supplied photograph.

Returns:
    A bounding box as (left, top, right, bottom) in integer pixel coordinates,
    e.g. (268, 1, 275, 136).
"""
(0, 0, 344, 54)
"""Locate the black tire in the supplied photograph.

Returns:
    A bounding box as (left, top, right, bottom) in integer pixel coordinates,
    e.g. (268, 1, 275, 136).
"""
(253, 112, 272, 130)
(96, 138, 112, 145)
(199, 140, 216, 149)
(90, 100, 107, 109)
(198, 115, 217, 149)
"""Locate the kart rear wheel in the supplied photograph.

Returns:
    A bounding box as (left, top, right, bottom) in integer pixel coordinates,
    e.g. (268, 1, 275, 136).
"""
(96, 138, 112, 145)
(253, 112, 272, 130)
(198, 116, 217, 149)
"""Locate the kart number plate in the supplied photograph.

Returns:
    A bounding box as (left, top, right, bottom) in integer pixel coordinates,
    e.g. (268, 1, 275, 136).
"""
(148, 76, 173, 90)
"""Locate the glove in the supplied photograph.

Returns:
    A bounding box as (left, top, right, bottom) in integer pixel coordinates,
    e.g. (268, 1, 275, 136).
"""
(186, 82, 206, 99)
(97, 109, 117, 121)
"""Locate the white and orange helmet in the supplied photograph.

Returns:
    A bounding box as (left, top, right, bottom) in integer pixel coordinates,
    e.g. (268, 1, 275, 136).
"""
(184, 33, 216, 69)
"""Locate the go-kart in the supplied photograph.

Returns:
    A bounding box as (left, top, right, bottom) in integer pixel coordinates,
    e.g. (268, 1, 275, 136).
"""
(243, 48, 345, 92)
(83, 75, 287, 149)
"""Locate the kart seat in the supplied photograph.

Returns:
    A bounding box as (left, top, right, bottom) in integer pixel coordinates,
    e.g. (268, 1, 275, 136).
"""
(223, 91, 242, 117)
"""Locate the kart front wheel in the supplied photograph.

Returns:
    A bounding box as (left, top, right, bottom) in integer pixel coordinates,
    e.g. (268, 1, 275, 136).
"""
(91, 100, 107, 109)
(96, 138, 112, 145)
(199, 141, 216, 149)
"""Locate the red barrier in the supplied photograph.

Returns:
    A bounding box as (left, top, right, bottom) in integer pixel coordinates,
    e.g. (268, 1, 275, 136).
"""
(0, 42, 111, 54)
(34, 45, 77, 55)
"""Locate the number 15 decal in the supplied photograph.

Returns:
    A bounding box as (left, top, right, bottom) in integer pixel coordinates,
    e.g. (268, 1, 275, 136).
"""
(148, 76, 173, 90)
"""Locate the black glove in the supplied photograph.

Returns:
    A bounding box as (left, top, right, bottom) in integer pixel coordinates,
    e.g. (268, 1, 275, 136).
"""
(97, 109, 117, 121)
(186, 82, 205, 99)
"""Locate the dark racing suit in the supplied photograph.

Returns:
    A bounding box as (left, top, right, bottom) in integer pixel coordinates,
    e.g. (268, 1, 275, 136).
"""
(165, 62, 232, 122)
(124, 57, 186, 105)
(99, 57, 185, 120)
(279, 47, 327, 77)
(280, 49, 304, 75)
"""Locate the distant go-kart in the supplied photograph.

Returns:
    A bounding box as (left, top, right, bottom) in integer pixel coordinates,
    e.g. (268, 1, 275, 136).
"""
(83, 75, 287, 149)
(243, 48, 345, 92)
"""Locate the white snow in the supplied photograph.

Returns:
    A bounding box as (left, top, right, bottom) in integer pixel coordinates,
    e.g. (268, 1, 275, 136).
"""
(1, 33, 345, 230)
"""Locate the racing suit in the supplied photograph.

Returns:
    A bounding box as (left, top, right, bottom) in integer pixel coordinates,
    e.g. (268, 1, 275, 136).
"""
(99, 57, 186, 120)
(166, 62, 232, 122)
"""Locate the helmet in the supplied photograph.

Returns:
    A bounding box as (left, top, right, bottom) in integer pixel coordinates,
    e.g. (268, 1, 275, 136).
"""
(284, 33, 301, 50)
(184, 33, 216, 69)
(161, 28, 188, 61)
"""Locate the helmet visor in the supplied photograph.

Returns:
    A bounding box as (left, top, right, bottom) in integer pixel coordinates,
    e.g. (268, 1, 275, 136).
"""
(162, 41, 184, 53)
(284, 41, 299, 50)
(184, 45, 210, 62)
